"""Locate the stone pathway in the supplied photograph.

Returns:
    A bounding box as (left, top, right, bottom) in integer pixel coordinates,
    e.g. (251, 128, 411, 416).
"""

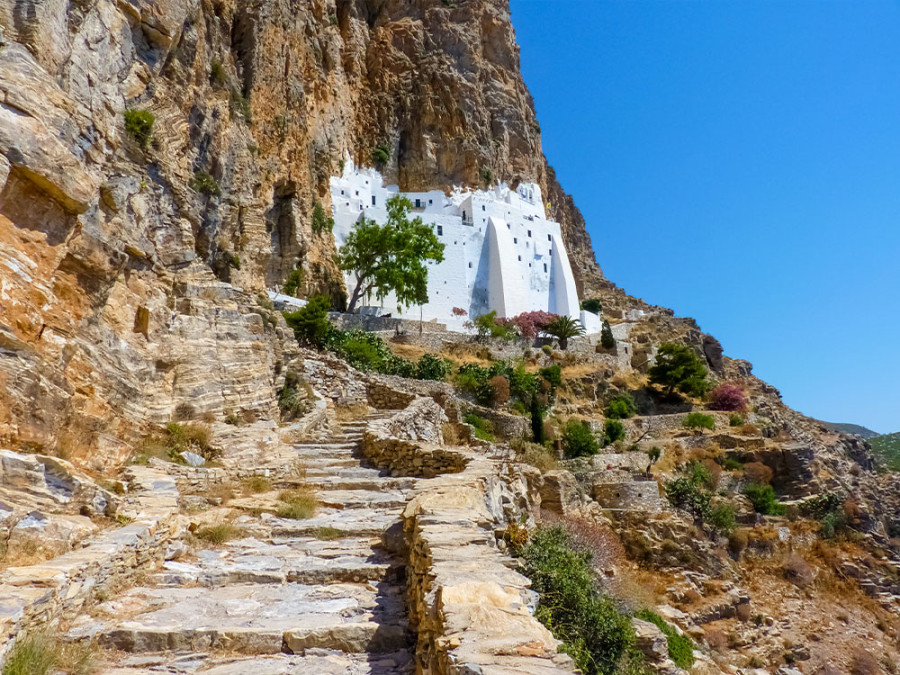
(67, 415, 417, 674)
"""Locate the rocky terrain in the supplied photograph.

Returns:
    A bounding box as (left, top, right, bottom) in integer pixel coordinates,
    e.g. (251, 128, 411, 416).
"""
(1, 0, 899, 674)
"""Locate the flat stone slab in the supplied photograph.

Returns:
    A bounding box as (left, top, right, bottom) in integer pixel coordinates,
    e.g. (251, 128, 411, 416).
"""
(97, 649, 413, 674)
(265, 510, 401, 538)
(71, 582, 410, 655)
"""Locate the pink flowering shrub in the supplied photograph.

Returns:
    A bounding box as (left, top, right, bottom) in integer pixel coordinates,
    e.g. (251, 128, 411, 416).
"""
(499, 311, 558, 339)
(708, 383, 747, 411)
(451, 307, 468, 317)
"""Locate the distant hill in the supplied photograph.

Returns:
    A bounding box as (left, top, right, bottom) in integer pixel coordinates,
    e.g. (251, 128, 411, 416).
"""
(870, 433, 900, 471)
(821, 422, 880, 439)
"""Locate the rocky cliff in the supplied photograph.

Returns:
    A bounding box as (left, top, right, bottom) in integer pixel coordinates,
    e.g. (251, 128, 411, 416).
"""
(0, 0, 603, 465)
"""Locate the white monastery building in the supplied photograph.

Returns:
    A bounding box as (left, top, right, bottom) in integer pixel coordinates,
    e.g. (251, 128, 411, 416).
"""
(329, 161, 601, 334)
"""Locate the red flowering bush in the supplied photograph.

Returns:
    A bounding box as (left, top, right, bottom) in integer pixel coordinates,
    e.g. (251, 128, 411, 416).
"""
(708, 383, 747, 411)
(451, 306, 468, 317)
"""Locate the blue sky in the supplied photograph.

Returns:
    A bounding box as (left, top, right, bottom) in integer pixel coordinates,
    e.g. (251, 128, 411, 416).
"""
(509, 0, 900, 434)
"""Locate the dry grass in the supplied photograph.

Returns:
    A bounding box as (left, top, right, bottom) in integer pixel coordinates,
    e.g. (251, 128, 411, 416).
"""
(2, 633, 97, 675)
(242, 475, 272, 494)
(0, 538, 54, 570)
(277, 488, 317, 519)
(194, 522, 244, 545)
(386, 342, 429, 361)
(313, 526, 344, 540)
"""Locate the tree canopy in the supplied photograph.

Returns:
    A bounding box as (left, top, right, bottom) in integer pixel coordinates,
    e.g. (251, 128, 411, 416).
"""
(648, 342, 709, 397)
(339, 195, 445, 313)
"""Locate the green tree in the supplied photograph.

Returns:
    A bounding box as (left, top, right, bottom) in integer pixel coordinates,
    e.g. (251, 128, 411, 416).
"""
(544, 315, 585, 350)
(311, 202, 334, 234)
(605, 392, 637, 419)
(600, 320, 615, 350)
(562, 419, 599, 458)
(283, 268, 303, 297)
(283, 294, 332, 347)
(648, 342, 709, 397)
(602, 419, 625, 446)
(530, 393, 545, 444)
(339, 195, 445, 313)
(682, 412, 715, 432)
(580, 298, 602, 314)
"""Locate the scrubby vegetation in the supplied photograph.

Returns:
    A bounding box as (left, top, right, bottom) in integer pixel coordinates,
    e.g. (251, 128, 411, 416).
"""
(2, 633, 96, 675)
(870, 432, 900, 471)
(744, 483, 784, 516)
(648, 343, 708, 397)
(464, 412, 494, 442)
(562, 419, 599, 458)
(683, 412, 715, 432)
(605, 392, 637, 419)
(123, 109, 154, 148)
(708, 383, 747, 411)
(282, 268, 303, 296)
(516, 527, 640, 675)
(134, 422, 214, 465)
(311, 202, 334, 234)
(276, 488, 317, 519)
(190, 170, 221, 197)
(635, 609, 695, 669)
(195, 522, 244, 545)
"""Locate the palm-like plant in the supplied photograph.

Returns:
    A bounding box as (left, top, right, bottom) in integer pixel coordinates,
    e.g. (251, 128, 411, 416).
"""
(543, 315, 585, 350)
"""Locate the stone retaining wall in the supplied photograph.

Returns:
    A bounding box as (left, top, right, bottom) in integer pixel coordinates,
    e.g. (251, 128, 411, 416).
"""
(402, 459, 575, 674)
(0, 466, 180, 660)
(363, 399, 469, 478)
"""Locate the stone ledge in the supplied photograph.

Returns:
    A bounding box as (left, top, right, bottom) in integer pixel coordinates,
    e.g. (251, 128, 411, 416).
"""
(0, 466, 180, 660)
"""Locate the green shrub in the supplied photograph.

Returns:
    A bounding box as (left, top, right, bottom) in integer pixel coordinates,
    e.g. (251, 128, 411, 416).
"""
(371, 142, 391, 166)
(230, 88, 252, 122)
(163, 422, 213, 461)
(464, 413, 494, 442)
(473, 310, 516, 340)
(284, 294, 332, 347)
(416, 353, 451, 381)
(635, 610, 695, 669)
(190, 170, 221, 197)
(683, 412, 715, 431)
(744, 483, 784, 516)
(519, 527, 636, 675)
(562, 419, 599, 458)
(728, 413, 745, 427)
(605, 393, 637, 419)
(530, 394, 545, 444)
(278, 370, 310, 420)
(283, 268, 303, 296)
(541, 344, 553, 356)
(123, 109, 155, 148)
(311, 202, 334, 234)
(720, 456, 743, 471)
(666, 476, 711, 520)
(647, 446, 662, 464)
(539, 364, 562, 388)
(209, 59, 225, 85)
(649, 342, 709, 397)
(600, 320, 615, 350)
(603, 419, 626, 446)
(479, 166, 494, 188)
(2, 633, 96, 675)
(580, 298, 602, 314)
(340, 337, 382, 371)
(708, 503, 737, 534)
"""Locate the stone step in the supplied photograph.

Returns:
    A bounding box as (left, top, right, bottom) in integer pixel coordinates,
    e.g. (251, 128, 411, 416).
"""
(265, 510, 401, 538)
(70, 582, 411, 656)
(96, 650, 414, 674)
(309, 476, 418, 492)
(297, 457, 361, 469)
(304, 466, 386, 479)
(315, 489, 409, 511)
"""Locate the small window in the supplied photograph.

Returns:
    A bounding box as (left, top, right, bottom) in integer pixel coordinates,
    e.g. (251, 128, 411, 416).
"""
(355, 191, 359, 196)
(482, 205, 485, 211)
(371, 196, 376, 206)
(517, 255, 521, 261)
(341, 190, 345, 196)
(528, 230, 532, 238)
(548, 234, 552, 242)
(468, 262, 472, 268)
(514, 237, 517, 244)
(429, 199, 433, 205)
(543, 263, 547, 273)
(437, 225, 443, 236)
(415, 199, 421, 208)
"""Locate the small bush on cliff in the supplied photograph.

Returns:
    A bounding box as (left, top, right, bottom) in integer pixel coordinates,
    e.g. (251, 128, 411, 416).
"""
(278, 370, 311, 421)
(124, 109, 155, 148)
(416, 353, 452, 381)
(683, 412, 715, 432)
(190, 170, 221, 197)
(277, 488, 317, 519)
(602, 419, 626, 446)
(311, 202, 334, 234)
(635, 609, 695, 669)
(666, 476, 711, 520)
(284, 294, 332, 347)
(649, 343, 709, 398)
(605, 392, 637, 419)
(562, 419, 599, 458)
(600, 320, 616, 350)
(744, 483, 785, 516)
(282, 268, 303, 297)
(581, 298, 602, 314)
(708, 383, 747, 411)
(371, 142, 391, 167)
(463, 412, 494, 442)
(517, 527, 637, 675)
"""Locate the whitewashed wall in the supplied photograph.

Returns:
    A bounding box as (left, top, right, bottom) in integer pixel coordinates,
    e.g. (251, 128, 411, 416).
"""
(329, 161, 593, 333)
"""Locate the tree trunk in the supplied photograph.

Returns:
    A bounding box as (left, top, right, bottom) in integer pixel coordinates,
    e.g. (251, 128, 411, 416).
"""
(559, 336, 568, 350)
(346, 278, 366, 313)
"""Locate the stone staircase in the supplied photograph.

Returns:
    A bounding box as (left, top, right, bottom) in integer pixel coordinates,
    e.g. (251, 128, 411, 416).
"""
(67, 414, 418, 674)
